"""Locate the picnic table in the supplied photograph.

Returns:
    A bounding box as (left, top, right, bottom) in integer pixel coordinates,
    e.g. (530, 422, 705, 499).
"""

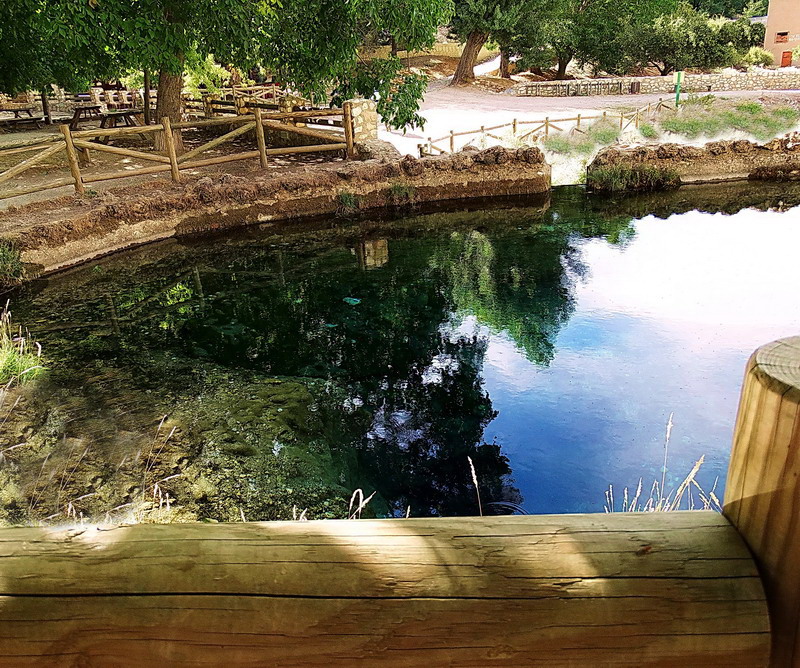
(69, 105, 103, 130)
(0, 102, 36, 118)
(100, 109, 144, 129)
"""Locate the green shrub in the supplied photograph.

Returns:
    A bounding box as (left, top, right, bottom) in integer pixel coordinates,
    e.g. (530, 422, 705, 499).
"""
(740, 46, 775, 67)
(587, 164, 681, 193)
(0, 241, 24, 287)
(638, 123, 658, 139)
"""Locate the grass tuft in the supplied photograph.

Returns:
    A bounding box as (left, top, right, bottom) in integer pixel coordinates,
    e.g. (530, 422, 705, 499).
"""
(388, 182, 416, 206)
(0, 241, 25, 287)
(336, 191, 362, 216)
(587, 164, 680, 193)
(638, 123, 658, 140)
(0, 303, 44, 386)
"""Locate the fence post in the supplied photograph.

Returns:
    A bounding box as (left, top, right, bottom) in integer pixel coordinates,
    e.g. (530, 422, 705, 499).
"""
(724, 336, 800, 667)
(342, 101, 355, 159)
(545, 118, 549, 137)
(576, 114, 581, 130)
(59, 124, 84, 195)
(619, 113, 624, 129)
(512, 118, 517, 136)
(161, 117, 181, 182)
(253, 107, 268, 169)
(450, 130, 455, 153)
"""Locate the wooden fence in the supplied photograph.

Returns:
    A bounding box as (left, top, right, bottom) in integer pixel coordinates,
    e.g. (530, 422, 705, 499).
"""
(419, 99, 674, 156)
(0, 105, 354, 200)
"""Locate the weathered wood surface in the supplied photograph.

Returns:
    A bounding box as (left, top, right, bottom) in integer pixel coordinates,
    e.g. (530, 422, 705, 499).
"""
(725, 336, 800, 667)
(0, 512, 768, 666)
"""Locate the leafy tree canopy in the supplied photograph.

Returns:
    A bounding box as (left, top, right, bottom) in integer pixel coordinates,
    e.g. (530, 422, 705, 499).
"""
(1, 0, 452, 130)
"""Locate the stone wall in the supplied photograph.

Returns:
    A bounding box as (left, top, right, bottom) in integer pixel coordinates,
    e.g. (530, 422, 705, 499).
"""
(349, 99, 379, 142)
(587, 136, 800, 183)
(514, 68, 800, 97)
(7, 146, 551, 274)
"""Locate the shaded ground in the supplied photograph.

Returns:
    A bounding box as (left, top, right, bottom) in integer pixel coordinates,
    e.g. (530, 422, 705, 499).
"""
(0, 122, 345, 210)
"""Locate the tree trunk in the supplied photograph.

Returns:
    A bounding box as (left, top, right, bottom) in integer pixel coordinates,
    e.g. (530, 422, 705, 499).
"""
(390, 35, 398, 57)
(153, 67, 184, 154)
(500, 52, 512, 78)
(555, 55, 571, 80)
(40, 88, 51, 124)
(450, 31, 488, 86)
(143, 69, 151, 125)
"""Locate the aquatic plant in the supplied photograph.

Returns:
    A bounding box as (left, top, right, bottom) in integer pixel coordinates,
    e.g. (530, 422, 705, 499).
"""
(587, 164, 680, 193)
(0, 241, 25, 287)
(0, 304, 44, 385)
(604, 413, 721, 513)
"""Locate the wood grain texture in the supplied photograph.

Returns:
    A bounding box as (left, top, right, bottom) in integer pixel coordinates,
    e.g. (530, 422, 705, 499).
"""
(0, 512, 768, 666)
(725, 336, 800, 667)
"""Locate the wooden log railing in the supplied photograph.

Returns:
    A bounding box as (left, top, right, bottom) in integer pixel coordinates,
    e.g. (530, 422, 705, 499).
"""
(0, 512, 769, 666)
(419, 99, 673, 156)
(0, 108, 352, 200)
(724, 336, 800, 667)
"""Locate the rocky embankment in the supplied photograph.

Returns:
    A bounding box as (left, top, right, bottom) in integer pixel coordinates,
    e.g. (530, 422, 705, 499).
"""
(589, 135, 800, 185)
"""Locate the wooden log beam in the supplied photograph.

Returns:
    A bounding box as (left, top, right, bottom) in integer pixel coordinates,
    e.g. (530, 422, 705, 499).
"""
(0, 142, 65, 185)
(0, 512, 768, 666)
(724, 336, 800, 667)
(72, 139, 171, 164)
(177, 121, 256, 164)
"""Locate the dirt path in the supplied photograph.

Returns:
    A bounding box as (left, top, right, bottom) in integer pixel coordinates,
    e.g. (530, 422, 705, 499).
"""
(380, 87, 800, 155)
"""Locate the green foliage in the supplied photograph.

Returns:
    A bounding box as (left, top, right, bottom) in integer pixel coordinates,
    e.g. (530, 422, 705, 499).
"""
(587, 164, 681, 192)
(541, 119, 620, 156)
(0, 242, 24, 287)
(388, 182, 416, 205)
(740, 46, 774, 67)
(639, 123, 659, 139)
(0, 307, 44, 386)
(336, 192, 362, 215)
(505, 0, 678, 76)
(634, 3, 748, 75)
(183, 53, 233, 97)
(587, 120, 620, 145)
(2, 0, 450, 132)
(659, 103, 800, 140)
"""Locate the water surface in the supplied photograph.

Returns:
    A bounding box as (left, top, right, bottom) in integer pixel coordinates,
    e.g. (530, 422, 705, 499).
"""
(5, 184, 800, 523)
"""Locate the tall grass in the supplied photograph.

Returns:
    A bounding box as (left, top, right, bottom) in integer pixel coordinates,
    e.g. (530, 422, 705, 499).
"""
(605, 413, 721, 513)
(0, 304, 44, 385)
(0, 242, 24, 287)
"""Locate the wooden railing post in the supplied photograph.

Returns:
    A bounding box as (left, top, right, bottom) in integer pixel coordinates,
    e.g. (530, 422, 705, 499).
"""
(724, 336, 800, 667)
(342, 101, 355, 159)
(161, 117, 181, 182)
(450, 130, 455, 152)
(59, 124, 84, 195)
(253, 107, 268, 169)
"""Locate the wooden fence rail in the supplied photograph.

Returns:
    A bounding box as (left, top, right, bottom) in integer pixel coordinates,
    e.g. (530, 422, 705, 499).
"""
(0, 512, 769, 666)
(0, 105, 353, 200)
(419, 99, 673, 156)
